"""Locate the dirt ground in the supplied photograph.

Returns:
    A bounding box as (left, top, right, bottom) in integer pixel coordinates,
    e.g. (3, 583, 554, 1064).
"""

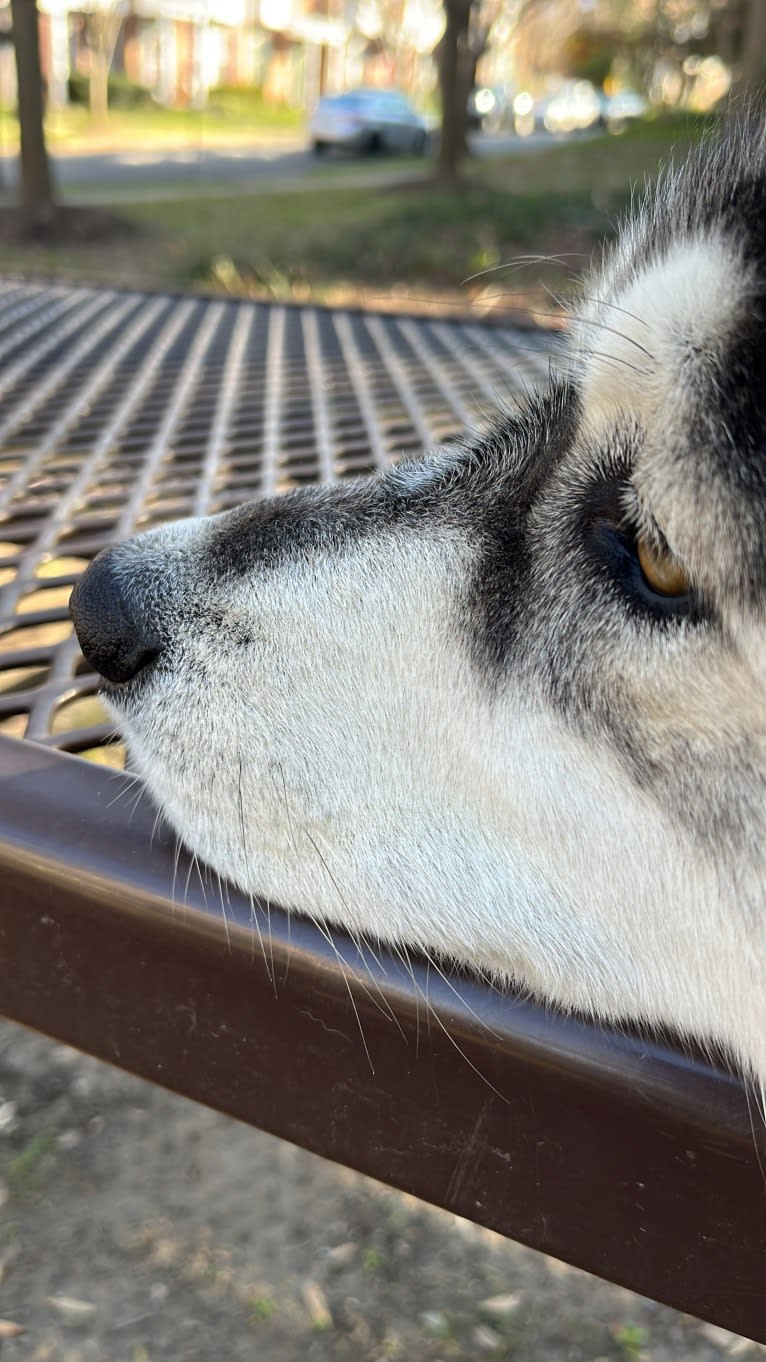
(0, 1019, 762, 1362)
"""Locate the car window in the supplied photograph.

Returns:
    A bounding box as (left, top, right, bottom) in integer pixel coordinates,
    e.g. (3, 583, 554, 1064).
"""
(375, 93, 412, 117)
(327, 93, 368, 110)
(318, 89, 416, 119)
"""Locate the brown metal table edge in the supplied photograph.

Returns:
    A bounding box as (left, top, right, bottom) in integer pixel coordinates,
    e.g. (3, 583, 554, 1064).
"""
(0, 733, 764, 1341)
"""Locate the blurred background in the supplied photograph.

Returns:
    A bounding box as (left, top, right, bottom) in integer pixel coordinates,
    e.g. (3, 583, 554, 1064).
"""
(1, 0, 763, 318)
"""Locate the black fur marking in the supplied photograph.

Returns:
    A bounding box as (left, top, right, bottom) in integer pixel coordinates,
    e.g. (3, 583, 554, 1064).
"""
(201, 461, 470, 581)
(465, 384, 580, 675)
(701, 305, 766, 597)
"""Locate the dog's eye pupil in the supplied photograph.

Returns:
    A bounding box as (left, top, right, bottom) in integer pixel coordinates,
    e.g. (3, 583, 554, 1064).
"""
(636, 535, 689, 597)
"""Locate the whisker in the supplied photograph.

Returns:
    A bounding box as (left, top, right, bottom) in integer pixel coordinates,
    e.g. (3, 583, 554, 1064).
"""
(541, 282, 655, 362)
(276, 761, 298, 855)
(562, 347, 649, 377)
(302, 828, 407, 1040)
(464, 292, 653, 373)
(348, 930, 408, 1043)
(237, 758, 271, 982)
(743, 1077, 766, 1191)
(461, 251, 588, 286)
(126, 785, 147, 823)
(274, 760, 396, 1013)
(419, 946, 504, 1044)
(394, 940, 421, 1056)
(302, 831, 419, 1060)
(262, 892, 277, 996)
(106, 772, 143, 810)
(417, 952, 509, 1105)
(573, 290, 651, 330)
(149, 803, 164, 851)
(302, 896, 376, 1073)
(197, 858, 221, 947)
(171, 833, 182, 915)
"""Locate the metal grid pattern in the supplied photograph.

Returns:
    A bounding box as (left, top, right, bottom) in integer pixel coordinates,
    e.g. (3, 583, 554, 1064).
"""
(0, 281, 555, 764)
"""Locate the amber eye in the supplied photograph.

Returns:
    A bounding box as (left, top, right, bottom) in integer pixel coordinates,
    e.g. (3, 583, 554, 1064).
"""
(636, 535, 690, 597)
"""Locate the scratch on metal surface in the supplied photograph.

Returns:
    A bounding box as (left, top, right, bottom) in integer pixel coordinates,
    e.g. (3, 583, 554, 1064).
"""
(445, 1100, 492, 1204)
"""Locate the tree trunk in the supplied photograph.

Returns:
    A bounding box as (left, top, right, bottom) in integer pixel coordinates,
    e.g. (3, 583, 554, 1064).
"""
(732, 0, 766, 104)
(437, 0, 472, 183)
(89, 10, 124, 129)
(90, 46, 109, 128)
(10, 0, 55, 231)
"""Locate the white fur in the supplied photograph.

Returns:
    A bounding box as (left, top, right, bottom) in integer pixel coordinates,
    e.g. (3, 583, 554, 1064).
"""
(575, 236, 750, 433)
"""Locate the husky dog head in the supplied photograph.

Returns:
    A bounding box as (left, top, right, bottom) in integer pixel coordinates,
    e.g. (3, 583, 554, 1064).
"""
(71, 120, 766, 1088)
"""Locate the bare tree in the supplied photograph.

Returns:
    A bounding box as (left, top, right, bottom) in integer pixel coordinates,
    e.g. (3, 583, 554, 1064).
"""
(86, 1, 126, 128)
(731, 0, 766, 102)
(436, 0, 470, 180)
(436, 0, 506, 182)
(10, 0, 55, 232)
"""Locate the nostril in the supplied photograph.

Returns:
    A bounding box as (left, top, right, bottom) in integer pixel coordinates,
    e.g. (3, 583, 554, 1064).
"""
(108, 640, 161, 685)
(69, 547, 162, 685)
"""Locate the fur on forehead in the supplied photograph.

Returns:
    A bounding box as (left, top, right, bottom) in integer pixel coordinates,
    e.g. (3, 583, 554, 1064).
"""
(570, 114, 766, 610)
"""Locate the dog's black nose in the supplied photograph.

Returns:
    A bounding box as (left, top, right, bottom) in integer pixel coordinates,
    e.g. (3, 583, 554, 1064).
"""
(69, 547, 162, 684)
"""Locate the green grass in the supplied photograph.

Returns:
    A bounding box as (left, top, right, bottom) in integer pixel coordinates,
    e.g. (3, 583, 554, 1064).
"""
(170, 181, 578, 292)
(0, 115, 710, 312)
(0, 91, 303, 153)
(361, 1246, 385, 1275)
(249, 1294, 276, 1321)
(612, 1320, 650, 1359)
(6, 1129, 56, 1200)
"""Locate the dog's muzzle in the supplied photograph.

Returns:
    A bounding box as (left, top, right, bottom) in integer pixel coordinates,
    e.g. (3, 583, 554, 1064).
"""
(70, 548, 162, 685)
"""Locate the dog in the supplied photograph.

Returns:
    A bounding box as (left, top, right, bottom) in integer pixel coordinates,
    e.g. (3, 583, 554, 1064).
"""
(70, 116, 766, 1094)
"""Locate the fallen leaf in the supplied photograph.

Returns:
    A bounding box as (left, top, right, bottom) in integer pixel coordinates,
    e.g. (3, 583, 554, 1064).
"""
(325, 1241, 356, 1269)
(0, 1320, 26, 1338)
(472, 1322, 502, 1351)
(301, 1280, 332, 1330)
(480, 1293, 521, 1317)
(46, 1295, 96, 1317)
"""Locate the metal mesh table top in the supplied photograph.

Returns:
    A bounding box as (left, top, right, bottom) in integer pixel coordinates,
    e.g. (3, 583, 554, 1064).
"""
(0, 280, 556, 764)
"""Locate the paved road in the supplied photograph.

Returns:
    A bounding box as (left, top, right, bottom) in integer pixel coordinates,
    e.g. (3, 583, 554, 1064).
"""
(0, 129, 560, 196)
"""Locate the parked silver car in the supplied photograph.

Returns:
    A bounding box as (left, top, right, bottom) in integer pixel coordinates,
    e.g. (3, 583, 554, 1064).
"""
(309, 89, 429, 156)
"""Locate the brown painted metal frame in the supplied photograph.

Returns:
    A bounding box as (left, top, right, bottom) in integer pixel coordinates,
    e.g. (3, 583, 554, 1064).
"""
(1, 734, 765, 1341)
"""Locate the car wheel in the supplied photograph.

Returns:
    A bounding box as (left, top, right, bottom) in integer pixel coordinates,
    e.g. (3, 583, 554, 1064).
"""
(312, 139, 327, 155)
(413, 130, 427, 155)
